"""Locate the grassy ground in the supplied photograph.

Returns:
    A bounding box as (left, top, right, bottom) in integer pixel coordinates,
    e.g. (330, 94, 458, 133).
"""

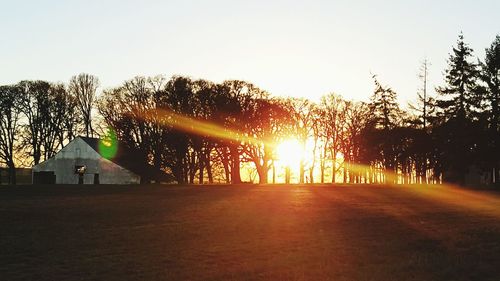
(1, 184, 500, 281)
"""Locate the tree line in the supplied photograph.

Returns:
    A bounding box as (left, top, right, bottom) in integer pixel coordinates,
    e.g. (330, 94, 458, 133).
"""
(1, 33, 499, 186)
(0, 74, 99, 184)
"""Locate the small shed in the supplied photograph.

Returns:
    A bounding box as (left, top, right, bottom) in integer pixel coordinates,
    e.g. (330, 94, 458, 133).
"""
(32, 137, 141, 184)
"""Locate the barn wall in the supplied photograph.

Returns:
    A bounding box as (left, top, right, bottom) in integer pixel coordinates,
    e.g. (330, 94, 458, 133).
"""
(33, 138, 140, 184)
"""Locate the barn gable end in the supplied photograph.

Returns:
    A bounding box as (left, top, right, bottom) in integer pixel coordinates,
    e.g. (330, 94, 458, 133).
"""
(32, 137, 141, 184)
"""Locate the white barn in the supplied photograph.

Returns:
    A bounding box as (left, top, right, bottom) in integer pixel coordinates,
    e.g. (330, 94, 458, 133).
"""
(32, 137, 141, 184)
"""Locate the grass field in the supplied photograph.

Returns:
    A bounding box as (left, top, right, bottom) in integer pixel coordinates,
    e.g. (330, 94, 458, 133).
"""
(1, 184, 500, 281)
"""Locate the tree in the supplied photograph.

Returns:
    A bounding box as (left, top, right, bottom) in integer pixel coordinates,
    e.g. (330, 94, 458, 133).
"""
(339, 101, 370, 183)
(308, 104, 322, 183)
(410, 59, 438, 131)
(18, 80, 51, 165)
(98, 76, 169, 183)
(435, 33, 481, 185)
(210, 82, 242, 184)
(436, 33, 481, 121)
(479, 35, 500, 184)
(0, 85, 22, 184)
(58, 87, 80, 147)
(42, 83, 73, 160)
(17, 81, 77, 165)
(318, 93, 344, 183)
(409, 59, 438, 183)
(214, 80, 261, 184)
(289, 98, 315, 183)
(159, 76, 196, 184)
(184, 79, 218, 184)
(481, 35, 500, 131)
(369, 74, 401, 130)
(69, 73, 100, 137)
(368, 75, 402, 182)
(241, 96, 291, 184)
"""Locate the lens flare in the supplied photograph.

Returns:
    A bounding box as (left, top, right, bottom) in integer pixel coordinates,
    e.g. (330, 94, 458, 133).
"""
(139, 108, 260, 145)
(99, 127, 118, 159)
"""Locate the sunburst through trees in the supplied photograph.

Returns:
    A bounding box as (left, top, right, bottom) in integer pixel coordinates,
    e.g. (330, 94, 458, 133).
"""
(0, 33, 499, 186)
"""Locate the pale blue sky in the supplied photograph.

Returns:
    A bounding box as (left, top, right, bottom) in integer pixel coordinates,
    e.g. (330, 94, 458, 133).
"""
(1, 0, 499, 104)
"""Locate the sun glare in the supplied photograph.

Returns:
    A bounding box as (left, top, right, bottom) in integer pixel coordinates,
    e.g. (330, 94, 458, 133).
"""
(276, 139, 303, 167)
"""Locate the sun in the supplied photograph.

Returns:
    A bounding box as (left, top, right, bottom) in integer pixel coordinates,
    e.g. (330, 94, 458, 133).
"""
(276, 138, 303, 167)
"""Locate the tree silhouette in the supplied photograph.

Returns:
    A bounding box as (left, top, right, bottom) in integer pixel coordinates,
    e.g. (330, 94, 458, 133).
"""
(69, 73, 100, 138)
(98, 76, 171, 183)
(18, 81, 52, 165)
(479, 35, 500, 184)
(241, 96, 290, 184)
(289, 98, 315, 183)
(0, 85, 22, 184)
(318, 93, 344, 183)
(410, 59, 438, 131)
(2, 33, 499, 186)
(436, 33, 481, 121)
(435, 33, 481, 185)
(368, 75, 401, 183)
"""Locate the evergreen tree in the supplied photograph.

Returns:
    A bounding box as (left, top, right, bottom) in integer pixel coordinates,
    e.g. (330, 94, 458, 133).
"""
(436, 33, 481, 121)
(435, 33, 481, 185)
(480, 35, 500, 132)
(368, 74, 401, 182)
(479, 35, 500, 185)
(369, 74, 401, 130)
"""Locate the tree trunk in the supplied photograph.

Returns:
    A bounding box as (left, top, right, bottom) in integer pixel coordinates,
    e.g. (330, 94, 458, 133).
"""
(230, 145, 241, 184)
(309, 165, 314, 184)
(285, 167, 291, 184)
(206, 157, 213, 184)
(8, 162, 16, 185)
(198, 152, 205, 184)
(174, 162, 185, 184)
(222, 160, 230, 184)
(343, 162, 347, 183)
(299, 161, 305, 184)
(272, 164, 276, 184)
(33, 145, 41, 165)
(256, 165, 268, 184)
(332, 154, 337, 183)
(320, 159, 325, 184)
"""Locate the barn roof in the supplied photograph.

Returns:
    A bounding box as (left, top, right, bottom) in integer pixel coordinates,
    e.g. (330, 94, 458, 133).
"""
(80, 136, 146, 176)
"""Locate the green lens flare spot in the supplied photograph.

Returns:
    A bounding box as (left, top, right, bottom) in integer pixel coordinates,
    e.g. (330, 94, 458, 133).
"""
(99, 128, 118, 159)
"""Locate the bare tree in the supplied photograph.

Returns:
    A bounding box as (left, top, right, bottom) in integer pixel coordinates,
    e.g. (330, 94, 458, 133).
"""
(18, 80, 51, 165)
(339, 101, 370, 183)
(69, 73, 100, 137)
(308, 105, 322, 183)
(98, 76, 167, 183)
(43, 83, 72, 159)
(59, 88, 80, 147)
(17, 81, 76, 165)
(318, 93, 344, 183)
(0, 85, 22, 184)
(289, 98, 315, 183)
(241, 97, 291, 184)
(409, 59, 436, 130)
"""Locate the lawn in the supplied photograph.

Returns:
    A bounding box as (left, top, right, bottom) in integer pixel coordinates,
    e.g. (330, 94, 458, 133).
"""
(1, 184, 500, 280)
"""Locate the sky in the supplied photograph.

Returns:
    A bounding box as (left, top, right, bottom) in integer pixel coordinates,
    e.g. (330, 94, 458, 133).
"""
(1, 0, 499, 105)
